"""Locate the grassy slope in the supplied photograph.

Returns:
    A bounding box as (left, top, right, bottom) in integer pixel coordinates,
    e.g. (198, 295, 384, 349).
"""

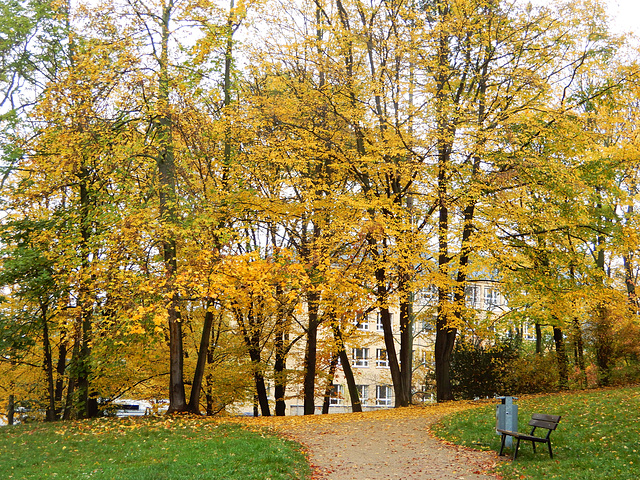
(432, 386, 640, 480)
(0, 417, 310, 480)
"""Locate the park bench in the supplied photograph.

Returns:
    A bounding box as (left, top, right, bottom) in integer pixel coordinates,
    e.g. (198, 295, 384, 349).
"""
(497, 413, 561, 460)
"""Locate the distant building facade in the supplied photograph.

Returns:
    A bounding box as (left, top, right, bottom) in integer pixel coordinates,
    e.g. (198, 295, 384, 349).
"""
(282, 279, 508, 414)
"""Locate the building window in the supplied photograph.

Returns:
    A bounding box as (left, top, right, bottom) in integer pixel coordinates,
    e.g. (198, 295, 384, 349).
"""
(418, 349, 433, 366)
(352, 348, 369, 367)
(356, 385, 369, 405)
(417, 286, 438, 306)
(376, 385, 393, 406)
(413, 318, 433, 335)
(484, 287, 499, 309)
(376, 348, 389, 368)
(523, 323, 535, 341)
(465, 285, 478, 308)
(356, 314, 369, 331)
(329, 384, 344, 405)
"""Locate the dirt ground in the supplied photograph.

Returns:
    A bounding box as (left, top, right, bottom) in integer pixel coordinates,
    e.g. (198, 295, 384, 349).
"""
(260, 404, 501, 480)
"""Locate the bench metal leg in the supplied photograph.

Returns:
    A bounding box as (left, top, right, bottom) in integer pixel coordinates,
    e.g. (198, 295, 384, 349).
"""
(499, 434, 506, 456)
(548, 441, 553, 459)
(532, 441, 536, 453)
(513, 438, 521, 460)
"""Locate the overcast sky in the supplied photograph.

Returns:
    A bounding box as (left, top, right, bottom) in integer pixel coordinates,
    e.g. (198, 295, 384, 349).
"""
(586, 0, 638, 35)
(520, 0, 639, 36)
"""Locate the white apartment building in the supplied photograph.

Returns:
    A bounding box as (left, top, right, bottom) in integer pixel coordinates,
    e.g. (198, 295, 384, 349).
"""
(285, 279, 507, 414)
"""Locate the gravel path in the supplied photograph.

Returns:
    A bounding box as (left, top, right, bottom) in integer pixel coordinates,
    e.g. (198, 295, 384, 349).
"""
(264, 404, 501, 480)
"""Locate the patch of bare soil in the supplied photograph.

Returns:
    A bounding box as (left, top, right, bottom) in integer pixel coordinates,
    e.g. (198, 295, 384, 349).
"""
(257, 404, 501, 480)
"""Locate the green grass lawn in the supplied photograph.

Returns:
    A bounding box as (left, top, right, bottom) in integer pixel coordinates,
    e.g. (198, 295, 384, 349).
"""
(432, 386, 640, 480)
(0, 416, 310, 480)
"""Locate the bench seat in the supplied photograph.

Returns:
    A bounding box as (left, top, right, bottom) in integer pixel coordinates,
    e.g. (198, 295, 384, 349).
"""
(497, 413, 561, 460)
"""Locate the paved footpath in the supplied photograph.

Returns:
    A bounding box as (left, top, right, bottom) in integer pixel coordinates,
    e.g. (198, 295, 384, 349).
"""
(268, 405, 501, 480)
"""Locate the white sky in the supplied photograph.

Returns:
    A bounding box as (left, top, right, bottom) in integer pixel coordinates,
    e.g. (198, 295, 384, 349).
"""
(588, 0, 638, 35)
(522, 0, 639, 36)
(601, 0, 638, 35)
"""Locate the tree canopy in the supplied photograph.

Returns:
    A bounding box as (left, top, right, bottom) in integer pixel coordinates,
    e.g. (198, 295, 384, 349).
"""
(1, 0, 640, 419)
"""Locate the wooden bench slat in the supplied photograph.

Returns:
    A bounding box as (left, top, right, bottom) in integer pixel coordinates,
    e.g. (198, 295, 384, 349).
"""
(497, 429, 549, 442)
(529, 419, 560, 430)
(531, 413, 561, 423)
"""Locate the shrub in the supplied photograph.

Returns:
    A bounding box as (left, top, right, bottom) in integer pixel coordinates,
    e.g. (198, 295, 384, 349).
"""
(502, 352, 560, 394)
(450, 336, 520, 399)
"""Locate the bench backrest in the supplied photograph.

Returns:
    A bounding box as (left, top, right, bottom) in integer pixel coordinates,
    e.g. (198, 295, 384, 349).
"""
(529, 413, 561, 431)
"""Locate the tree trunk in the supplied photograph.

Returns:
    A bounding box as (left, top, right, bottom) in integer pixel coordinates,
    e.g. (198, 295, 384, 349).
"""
(273, 313, 288, 416)
(369, 243, 403, 406)
(245, 335, 270, 416)
(238, 306, 270, 417)
(339, 349, 362, 413)
(594, 305, 613, 386)
(54, 338, 67, 419)
(157, 3, 186, 414)
(7, 395, 14, 425)
(76, 167, 95, 419)
(187, 299, 216, 414)
(572, 316, 587, 388)
(433, 1, 455, 404)
(434, 188, 456, 402)
(321, 355, 338, 414)
(254, 369, 271, 416)
(63, 312, 82, 420)
(331, 322, 362, 413)
(205, 314, 225, 418)
(205, 377, 215, 416)
(535, 323, 543, 354)
(379, 304, 404, 406)
(594, 206, 613, 387)
(623, 252, 639, 314)
(166, 293, 187, 413)
(552, 324, 568, 389)
(303, 290, 320, 415)
(398, 282, 413, 407)
(41, 304, 56, 421)
(623, 202, 639, 313)
(434, 317, 456, 402)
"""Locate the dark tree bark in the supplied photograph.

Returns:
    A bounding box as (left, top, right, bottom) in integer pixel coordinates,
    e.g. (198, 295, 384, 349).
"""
(594, 203, 613, 387)
(434, 151, 456, 402)
(535, 323, 543, 354)
(321, 354, 339, 414)
(273, 311, 288, 416)
(303, 290, 321, 415)
(187, 299, 216, 414)
(7, 395, 14, 425)
(75, 166, 96, 419)
(330, 322, 362, 413)
(204, 318, 225, 417)
(339, 349, 362, 413)
(54, 337, 67, 418)
(253, 370, 270, 417)
(434, 318, 456, 402)
(572, 316, 587, 388)
(623, 253, 639, 314)
(156, 3, 187, 414)
(398, 275, 414, 407)
(594, 305, 614, 387)
(62, 314, 82, 420)
(236, 305, 270, 416)
(552, 323, 569, 389)
(41, 303, 56, 421)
